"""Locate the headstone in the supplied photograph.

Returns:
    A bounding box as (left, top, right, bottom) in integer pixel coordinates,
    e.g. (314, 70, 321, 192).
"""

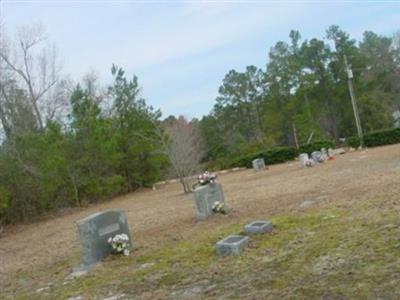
(215, 235, 249, 256)
(252, 158, 265, 171)
(311, 151, 325, 163)
(299, 153, 309, 168)
(76, 210, 132, 266)
(244, 220, 273, 234)
(333, 148, 346, 155)
(328, 148, 335, 157)
(193, 183, 225, 219)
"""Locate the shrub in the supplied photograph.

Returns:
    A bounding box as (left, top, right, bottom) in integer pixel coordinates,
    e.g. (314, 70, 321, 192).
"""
(347, 136, 361, 148)
(0, 186, 10, 224)
(364, 128, 400, 147)
(347, 128, 400, 148)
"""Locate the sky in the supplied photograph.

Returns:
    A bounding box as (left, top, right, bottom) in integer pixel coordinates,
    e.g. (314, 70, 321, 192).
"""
(1, 1, 400, 119)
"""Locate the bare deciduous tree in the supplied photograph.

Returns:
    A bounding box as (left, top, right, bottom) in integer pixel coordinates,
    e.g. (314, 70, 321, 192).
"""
(0, 23, 68, 130)
(163, 116, 204, 193)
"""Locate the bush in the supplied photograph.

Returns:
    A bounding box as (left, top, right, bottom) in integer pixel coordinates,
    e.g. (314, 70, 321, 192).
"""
(347, 128, 400, 148)
(0, 186, 10, 224)
(347, 136, 361, 148)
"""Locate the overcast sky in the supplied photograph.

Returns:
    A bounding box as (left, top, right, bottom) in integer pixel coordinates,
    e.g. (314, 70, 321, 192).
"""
(1, 1, 399, 119)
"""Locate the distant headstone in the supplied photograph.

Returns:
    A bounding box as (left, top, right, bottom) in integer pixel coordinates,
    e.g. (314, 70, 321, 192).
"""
(76, 210, 132, 266)
(299, 153, 309, 168)
(252, 158, 265, 171)
(311, 151, 325, 163)
(193, 183, 225, 219)
(244, 220, 273, 234)
(215, 235, 249, 256)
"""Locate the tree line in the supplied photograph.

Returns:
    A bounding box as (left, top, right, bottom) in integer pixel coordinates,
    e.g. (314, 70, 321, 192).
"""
(199, 26, 400, 161)
(0, 24, 399, 224)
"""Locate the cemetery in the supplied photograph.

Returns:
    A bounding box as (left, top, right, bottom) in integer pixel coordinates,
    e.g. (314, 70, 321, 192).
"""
(2, 2, 400, 297)
(1, 143, 400, 299)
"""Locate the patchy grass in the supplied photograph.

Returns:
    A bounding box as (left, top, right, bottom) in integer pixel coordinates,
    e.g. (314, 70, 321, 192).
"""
(6, 198, 400, 299)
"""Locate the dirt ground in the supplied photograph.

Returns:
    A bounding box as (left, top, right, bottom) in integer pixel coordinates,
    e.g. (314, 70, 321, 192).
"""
(1, 144, 400, 287)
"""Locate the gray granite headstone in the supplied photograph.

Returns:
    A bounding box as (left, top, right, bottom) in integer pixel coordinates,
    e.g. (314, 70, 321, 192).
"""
(252, 158, 265, 171)
(193, 183, 225, 219)
(215, 235, 249, 256)
(311, 151, 325, 163)
(76, 210, 132, 266)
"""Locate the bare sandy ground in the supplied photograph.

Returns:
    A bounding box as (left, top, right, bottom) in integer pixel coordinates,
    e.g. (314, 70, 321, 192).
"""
(1, 144, 399, 284)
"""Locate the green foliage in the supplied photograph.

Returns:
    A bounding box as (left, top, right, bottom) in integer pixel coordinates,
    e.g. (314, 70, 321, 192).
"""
(348, 128, 400, 148)
(199, 25, 400, 159)
(1, 25, 400, 224)
(347, 136, 361, 148)
(0, 186, 11, 222)
(0, 67, 168, 223)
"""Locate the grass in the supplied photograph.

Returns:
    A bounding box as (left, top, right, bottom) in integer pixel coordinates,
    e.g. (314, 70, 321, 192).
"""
(6, 197, 400, 300)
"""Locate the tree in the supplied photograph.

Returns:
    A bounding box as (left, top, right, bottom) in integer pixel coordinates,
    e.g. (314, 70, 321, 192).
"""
(214, 66, 265, 153)
(163, 116, 204, 193)
(108, 65, 167, 191)
(0, 23, 67, 130)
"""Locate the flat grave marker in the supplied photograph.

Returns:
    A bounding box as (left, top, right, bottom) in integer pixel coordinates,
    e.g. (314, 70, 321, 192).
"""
(215, 235, 249, 256)
(244, 220, 273, 234)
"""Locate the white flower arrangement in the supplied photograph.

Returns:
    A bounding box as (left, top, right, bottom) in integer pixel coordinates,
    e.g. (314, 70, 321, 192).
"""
(107, 233, 130, 256)
(305, 159, 315, 167)
(198, 171, 217, 186)
(212, 201, 227, 214)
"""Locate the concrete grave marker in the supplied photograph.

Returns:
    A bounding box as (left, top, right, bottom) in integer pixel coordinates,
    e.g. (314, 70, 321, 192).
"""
(215, 235, 249, 256)
(252, 158, 265, 171)
(299, 153, 309, 168)
(76, 210, 132, 266)
(311, 151, 325, 163)
(244, 220, 273, 234)
(193, 183, 225, 219)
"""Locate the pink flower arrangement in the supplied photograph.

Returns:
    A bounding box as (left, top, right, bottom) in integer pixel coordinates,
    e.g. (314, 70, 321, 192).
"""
(197, 171, 217, 186)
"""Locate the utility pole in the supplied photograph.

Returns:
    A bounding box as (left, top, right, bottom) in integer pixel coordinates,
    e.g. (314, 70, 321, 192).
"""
(292, 122, 299, 149)
(344, 55, 363, 148)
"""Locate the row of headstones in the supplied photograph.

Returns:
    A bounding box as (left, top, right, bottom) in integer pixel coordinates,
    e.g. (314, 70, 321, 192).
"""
(76, 147, 337, 267)
(252, 149, 337, 171)
(76, 181, 228, 268)
(193, 182, 274, 257)
(76, 211, 272, 269)
(299, 148, 335, 167)
(76, 149, 331, 268)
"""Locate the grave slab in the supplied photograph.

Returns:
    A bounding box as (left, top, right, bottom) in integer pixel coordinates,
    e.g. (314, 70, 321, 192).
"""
(215, 235, 249, 256)
(76, 210, 132, 266)
(244, 220, 273, 234)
